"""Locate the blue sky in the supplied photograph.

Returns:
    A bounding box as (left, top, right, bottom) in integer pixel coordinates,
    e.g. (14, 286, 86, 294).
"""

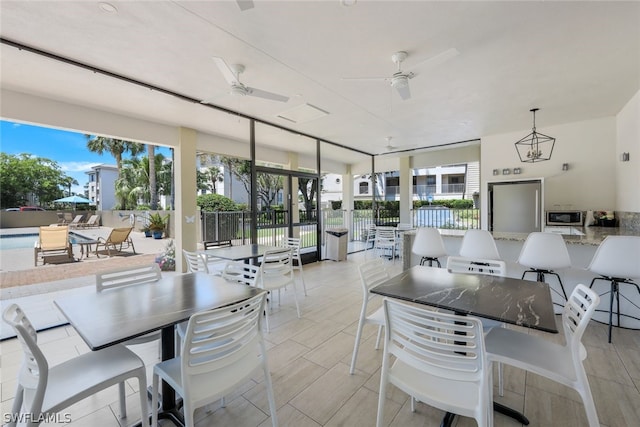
(1, 120, 171, 194)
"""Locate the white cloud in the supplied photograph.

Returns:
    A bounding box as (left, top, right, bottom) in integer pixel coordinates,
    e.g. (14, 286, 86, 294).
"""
(59, 161, 102, 173)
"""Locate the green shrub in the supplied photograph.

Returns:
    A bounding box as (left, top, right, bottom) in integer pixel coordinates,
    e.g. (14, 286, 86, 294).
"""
(331, 201, 342, 210)
(197, 194, 239, 212)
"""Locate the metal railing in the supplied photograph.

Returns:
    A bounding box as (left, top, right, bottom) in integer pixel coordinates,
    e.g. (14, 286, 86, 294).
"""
(201, 207, 480, 249)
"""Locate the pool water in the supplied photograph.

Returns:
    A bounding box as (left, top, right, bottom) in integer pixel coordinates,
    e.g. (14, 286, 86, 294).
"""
(0, 233, 95, 250)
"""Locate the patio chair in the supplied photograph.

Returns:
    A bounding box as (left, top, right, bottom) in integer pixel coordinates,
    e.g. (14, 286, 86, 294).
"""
(77, 214, 100, 228)
(95, 227, 136, 257)
(34, 225, 73, 266)
(67, 214, 84, 229)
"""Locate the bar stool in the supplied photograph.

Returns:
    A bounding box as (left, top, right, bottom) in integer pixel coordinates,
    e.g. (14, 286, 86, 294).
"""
(459, 229, 500, 260)
(587, 236, 640, 343)
(412, 227, 447, 267)
(518, 232, 571, 309)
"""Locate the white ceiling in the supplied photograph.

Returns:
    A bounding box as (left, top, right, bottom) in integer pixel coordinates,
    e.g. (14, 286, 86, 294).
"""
(1, 1, 639, 163)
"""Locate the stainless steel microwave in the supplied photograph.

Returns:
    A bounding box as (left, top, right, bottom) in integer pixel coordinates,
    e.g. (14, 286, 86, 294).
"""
(546, 210, 584, 226)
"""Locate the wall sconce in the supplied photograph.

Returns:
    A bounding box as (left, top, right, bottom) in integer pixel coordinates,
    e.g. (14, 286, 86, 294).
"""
(502, 168, 511, 175)
(621, 152, 630, 162)
(493, 169, 500, 176)
(513, 168, 522, 175)
(562, 163, 569, 171)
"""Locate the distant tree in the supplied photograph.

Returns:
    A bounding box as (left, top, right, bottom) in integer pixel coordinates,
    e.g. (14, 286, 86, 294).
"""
(148, 144, 157, 210)
(61, 176, 79, 197)
(0, 153, 69, 207)
(85, 135, 144, 208)
(298, 177, 318, 220)
(116, 153, 167, 209)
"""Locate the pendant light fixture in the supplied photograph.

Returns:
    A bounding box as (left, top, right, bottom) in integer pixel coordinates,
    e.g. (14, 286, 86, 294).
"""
(514, 108, 555, 163)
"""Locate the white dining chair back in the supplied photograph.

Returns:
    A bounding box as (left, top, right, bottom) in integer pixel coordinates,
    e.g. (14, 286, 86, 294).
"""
(96, 263, 162, 292)
(183, 249, 210, 274)
(259, 248, 300, 331)
(395, 223, 413, 261)
(4, 304, 149, 427)
(96, 264, 164, 360)
(447, 256, 506, 277)
(282, 236, 307, 295)
(459, 229, 500, 260)
(222, 260, 261, 287)
(203, 240, 233, 275)
(587, 235, 640, 343)
(376, 299, 492, 427)
(374, 226, 397, 261)
(518, 232, 572, 305)
(411, 227, 447, 267)
(485, 284, 601, 427)
(151, 293, 277, 427)
(349, 260, 389, 374)
(364, 224, 377, 255)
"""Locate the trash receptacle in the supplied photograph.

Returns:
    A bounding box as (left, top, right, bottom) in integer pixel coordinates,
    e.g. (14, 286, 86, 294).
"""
(325, 228, 348, 261)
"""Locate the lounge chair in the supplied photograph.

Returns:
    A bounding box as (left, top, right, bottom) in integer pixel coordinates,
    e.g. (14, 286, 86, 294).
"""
(77, 214, 100, 228)
(34, 225, 74, 266)
(95, 227, 136, 257)
(67, 214, 84, 229)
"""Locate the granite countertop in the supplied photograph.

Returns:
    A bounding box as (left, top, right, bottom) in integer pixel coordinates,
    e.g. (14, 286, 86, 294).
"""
(405, 227, 640, 246)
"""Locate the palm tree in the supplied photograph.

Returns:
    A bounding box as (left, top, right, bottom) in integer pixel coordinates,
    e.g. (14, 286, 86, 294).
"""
(61, 176, 79, 196)
(85, 136, 144, 208)
(148, 144, 157, 209)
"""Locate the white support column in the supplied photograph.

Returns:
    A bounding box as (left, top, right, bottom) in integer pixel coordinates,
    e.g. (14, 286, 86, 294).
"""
(342, 165, 354, 235)
(399, 156, 411, 223)
(288, 153, 300, 237)
(174, 127, 198, 273)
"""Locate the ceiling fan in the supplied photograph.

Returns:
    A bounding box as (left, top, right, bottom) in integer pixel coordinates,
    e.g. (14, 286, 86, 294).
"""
(202, 56, 289, 104)
(384, 136, 398, 151)
(343, 49, 459, 100)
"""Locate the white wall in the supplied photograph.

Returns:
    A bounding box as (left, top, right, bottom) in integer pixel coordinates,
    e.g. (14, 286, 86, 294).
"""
(480, 116, 618, 227)
(616, 90, 640, 212)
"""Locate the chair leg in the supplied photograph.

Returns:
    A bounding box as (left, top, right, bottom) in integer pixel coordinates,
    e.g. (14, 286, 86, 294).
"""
(410, 396, 416, 413)
(151, 373, 159, 427)
(350, 318, 366, 375)
(260, 339, 278, 427)
(497, 362, 504, 397)
(136, 371, 150, 427)
(118, 381, 127, 418)
(374, 324, 383, 350)
(608, 280, 618, 343)
(7, 385, 24, 427)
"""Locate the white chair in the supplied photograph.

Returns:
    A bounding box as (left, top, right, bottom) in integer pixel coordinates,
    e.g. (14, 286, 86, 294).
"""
(518, 232, 571, 306)
(151, 293, 277, 427)
(259, 248, 300, 332)
(364, 224, 376, 255)
(3, 304, 149, 427)
(587, 236, 640, 343)
(376, 298, 493, 427)
(183, 249, 210, 274)
(203, 240, 232, 275)
(485, 284, 601, 427)
(96, 265, 163, 359)
(374, 226, 397, 261)
(349, 260, 389, 374)
(411, 227, 447, 267)
(459, 229, 500, 260)
(447, 255, 507, 395)
(222, 260, 261, 287)
(282, 236, 307, 296)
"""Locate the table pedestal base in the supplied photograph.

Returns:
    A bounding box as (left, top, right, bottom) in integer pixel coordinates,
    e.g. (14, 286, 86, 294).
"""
(441, 403, 529, 427)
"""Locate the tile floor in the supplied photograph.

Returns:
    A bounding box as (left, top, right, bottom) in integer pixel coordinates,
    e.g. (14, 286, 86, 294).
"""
(1, 251, 639, 426)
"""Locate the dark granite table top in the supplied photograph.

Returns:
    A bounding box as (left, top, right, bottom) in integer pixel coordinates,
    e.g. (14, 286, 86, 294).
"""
(371, 266, 558, 333)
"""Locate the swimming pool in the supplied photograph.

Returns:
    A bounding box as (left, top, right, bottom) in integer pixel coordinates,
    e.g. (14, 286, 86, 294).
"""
(0, 232, 95, 250)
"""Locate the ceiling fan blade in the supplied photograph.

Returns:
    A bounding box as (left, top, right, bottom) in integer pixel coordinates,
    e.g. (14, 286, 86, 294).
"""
(341, 77, 388, 82)
(396, 84, 411, 100)
(246, 87, 289, 102)
(237, 0, 254, 11)
(407, 48, 460, 72)
(212, 56, 238, 85)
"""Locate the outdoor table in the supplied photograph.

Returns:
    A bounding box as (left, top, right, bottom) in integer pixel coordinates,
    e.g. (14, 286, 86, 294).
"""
(371, 265, 558, 426)
(54, 272, 263, 427)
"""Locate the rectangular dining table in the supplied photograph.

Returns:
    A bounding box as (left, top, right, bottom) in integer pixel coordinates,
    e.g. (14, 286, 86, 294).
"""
(370, 265, 558, 426)
(54, 272, 264, 427)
